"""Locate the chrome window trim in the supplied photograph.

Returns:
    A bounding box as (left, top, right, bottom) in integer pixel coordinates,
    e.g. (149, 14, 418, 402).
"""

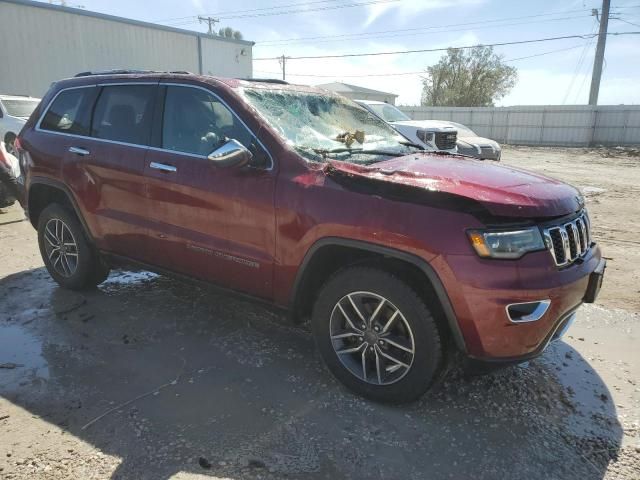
(34, 81, 274, 170)
(35, 82, 157, 145)
(160, 82, 274, 171)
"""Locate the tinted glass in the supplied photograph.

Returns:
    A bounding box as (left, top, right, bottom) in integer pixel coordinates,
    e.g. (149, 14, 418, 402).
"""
(368, 103, 410, 122)
(92, 85, 155, 145)
(2, 99, 40, 118)
(162, 86, 253, 157)
(40, 89, 92, 135)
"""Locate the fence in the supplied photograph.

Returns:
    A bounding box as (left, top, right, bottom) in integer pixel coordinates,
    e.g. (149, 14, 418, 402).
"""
(397, 105, 640, 147)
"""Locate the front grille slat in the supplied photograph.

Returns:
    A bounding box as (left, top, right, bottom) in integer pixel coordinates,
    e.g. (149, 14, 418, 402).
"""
(435, 131, 457, 150)
(543, 211, 592, 267)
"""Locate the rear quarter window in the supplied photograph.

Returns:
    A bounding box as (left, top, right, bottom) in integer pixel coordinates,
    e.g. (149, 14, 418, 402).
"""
(40, 88, 94, 136)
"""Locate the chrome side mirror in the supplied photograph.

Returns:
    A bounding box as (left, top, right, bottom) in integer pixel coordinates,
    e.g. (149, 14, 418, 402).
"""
(207, 138, 252, 168)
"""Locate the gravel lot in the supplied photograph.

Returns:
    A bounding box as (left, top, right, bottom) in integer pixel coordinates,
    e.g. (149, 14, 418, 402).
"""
(0, 146, 638, 480)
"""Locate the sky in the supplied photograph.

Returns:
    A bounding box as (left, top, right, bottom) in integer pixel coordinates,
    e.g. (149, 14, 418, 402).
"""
(55, 0, 640, 106)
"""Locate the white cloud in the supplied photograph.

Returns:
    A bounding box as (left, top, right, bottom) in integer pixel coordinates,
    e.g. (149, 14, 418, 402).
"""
(365, 0, 486, 27)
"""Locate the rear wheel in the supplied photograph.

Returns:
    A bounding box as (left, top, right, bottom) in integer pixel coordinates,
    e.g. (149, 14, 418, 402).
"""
(311, 266, 442, 403)
(37, 204, 110, 289)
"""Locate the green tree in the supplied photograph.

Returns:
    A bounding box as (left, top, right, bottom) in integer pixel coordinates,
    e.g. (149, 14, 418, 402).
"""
(218, 26, 243, 39)
(421, 46, 517, 107)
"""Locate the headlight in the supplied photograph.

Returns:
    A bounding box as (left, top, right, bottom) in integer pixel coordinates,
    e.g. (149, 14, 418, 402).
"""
(416, 130, 434, 143)
(467, 227, 545, 259)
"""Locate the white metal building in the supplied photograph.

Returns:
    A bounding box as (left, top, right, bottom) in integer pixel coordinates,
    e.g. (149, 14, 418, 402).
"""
(317, 82, 399, 105)
(0, 0, 254, 98)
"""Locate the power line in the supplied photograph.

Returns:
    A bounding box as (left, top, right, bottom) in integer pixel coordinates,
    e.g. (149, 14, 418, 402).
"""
(256, 9, 595, 45)
(563, 20, 598, 104)
(613, 17, 640, 27)
(162, 0, 399, 25)
(257, 15, 593, 46)
(253, 43, 591, 79)
(156, 0, 346, 22)
(254, 31, 640, 61)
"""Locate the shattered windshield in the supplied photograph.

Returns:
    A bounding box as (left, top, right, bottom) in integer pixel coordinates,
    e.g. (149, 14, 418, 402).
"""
(241, 88, 420, 164)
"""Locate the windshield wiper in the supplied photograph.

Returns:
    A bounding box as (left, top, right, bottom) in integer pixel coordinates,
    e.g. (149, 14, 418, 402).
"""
(399, 140, 424, 150)
(312, 147, 405, 157)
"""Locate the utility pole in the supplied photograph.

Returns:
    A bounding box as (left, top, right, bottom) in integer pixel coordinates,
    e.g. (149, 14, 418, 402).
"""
(588, 0, 610, 105)
(198, 16, 219, 35)
(279, 54, 287, 81)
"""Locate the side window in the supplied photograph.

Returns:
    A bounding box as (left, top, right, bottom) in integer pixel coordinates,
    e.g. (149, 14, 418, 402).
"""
(162, 86, 254, 158)
(91, 85, 155, 145)
(40, 88, 93, 135)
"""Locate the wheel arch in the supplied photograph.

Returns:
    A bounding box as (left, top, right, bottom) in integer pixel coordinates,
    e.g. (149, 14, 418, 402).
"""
(289, 237, 467, 353)
(27, 177, 94, 243)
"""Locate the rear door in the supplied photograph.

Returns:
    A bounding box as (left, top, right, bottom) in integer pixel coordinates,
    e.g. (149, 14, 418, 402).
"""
(143, 83, 277, 299)
(48, 82, 158, 260)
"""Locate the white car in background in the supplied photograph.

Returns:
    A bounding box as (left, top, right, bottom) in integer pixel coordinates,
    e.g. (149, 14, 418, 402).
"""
(355, 100, 458, 154)
(0, 95, 40, 154)
(0, 141, 21, 208)
(444, 121, 502, 161)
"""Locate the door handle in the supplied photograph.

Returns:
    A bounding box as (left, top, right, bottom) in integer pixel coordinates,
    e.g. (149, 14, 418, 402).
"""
(150, 162, 177, 173)
(69, 146, 90, 156)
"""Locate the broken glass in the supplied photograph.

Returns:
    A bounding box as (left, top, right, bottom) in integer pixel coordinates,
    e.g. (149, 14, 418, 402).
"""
(240, 88, 420, 163)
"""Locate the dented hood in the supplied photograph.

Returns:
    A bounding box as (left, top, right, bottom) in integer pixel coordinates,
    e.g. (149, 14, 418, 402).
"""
(327, 154, 583, 218)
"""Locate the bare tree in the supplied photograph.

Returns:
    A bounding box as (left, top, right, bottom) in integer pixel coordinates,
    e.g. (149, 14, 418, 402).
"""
(421, 46, 517, 107)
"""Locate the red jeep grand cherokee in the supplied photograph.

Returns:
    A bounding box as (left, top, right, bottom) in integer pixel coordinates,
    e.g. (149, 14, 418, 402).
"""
(17, 72, 605, 402)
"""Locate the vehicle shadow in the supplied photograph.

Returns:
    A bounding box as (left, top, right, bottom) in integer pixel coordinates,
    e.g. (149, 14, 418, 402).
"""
(0, 267, 623, 479)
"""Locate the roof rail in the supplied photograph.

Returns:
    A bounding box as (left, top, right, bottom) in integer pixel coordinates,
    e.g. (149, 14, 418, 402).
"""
(238, 78, 289, 85)
(74, 69, 194, 77)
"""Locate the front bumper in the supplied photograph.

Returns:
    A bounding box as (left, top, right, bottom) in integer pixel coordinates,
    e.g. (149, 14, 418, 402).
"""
(432, 245, 604, 361)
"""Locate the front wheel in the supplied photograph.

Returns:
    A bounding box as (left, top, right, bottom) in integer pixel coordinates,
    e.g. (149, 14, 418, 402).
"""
(311, 267, 442, 403)
(37, 204, 110, 290)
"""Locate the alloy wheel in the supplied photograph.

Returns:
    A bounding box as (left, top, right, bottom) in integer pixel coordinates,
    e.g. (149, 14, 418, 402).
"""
(43, 218, 79, 277)
(329, 291, 415, 385)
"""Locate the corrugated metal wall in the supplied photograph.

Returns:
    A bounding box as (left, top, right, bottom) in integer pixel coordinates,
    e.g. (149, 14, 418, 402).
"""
(398, 105, 640, 146)
(0, 0, 253, 98)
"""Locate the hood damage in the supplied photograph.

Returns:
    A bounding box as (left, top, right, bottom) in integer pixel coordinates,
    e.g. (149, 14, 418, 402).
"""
(322, 155, 584, 220)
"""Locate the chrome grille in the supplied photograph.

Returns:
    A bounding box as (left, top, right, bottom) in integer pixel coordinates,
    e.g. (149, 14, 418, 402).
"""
(543, 211, 591, 267)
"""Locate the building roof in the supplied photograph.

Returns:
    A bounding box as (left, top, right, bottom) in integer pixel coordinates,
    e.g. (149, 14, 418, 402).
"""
(316, 82, 398, 98)
(2, 0, 254, 46)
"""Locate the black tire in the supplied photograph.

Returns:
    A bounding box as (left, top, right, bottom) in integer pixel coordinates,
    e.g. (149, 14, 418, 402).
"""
(4, 132, 16, 155)
(37, 203, 110, 290)
(311, 266, 442, 403)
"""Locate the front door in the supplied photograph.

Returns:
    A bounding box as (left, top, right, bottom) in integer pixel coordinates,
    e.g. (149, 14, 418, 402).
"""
(143, 84, 276, 300)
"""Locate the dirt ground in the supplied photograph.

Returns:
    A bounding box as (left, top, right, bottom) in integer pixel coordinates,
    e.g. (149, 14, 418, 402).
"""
(0, 146, 639, 480)
(502, 146, 640, 313)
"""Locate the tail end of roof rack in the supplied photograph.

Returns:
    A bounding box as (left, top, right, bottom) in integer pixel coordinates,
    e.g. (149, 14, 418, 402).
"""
(74, 69, 193, 77)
